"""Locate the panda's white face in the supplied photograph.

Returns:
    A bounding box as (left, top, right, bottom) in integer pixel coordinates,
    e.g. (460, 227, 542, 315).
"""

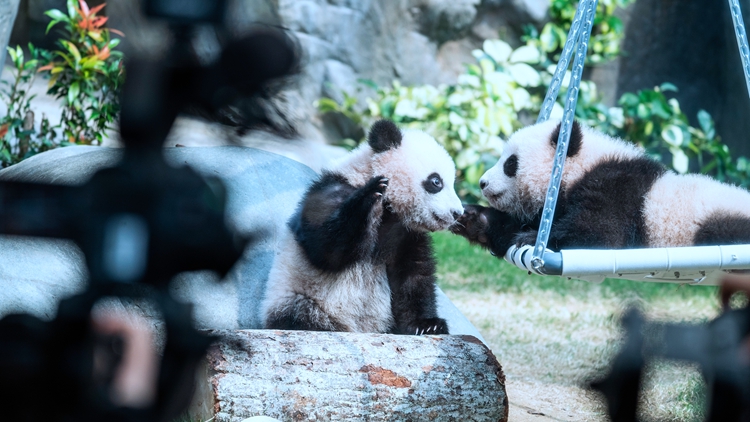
(479, 121, 564, 221)
(372, 130, 463, 232)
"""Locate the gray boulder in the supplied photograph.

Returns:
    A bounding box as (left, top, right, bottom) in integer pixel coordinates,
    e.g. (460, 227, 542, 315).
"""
(0, 146, 485, 342)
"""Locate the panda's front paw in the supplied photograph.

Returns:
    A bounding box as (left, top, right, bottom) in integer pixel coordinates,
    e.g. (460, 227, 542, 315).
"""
(513, 230, 539, 247)
(403, 317, 449, 336)
(450, 204, 490, 246)
(364, 175, 389, 202)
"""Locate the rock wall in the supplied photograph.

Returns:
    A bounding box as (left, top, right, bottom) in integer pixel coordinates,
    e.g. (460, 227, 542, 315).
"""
(100, 0, 549, 142)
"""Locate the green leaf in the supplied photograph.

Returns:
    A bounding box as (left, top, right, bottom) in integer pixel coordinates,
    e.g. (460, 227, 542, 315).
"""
(68, 81, 80, 104)
(662, 125, 684, 147)
(659, 82, 678, 92)
(509, 46, 540, 64)
(6, 46, 16, 63)
(67, 0, 77, 18)
(61, 41, 81, 64)
(507, 63, 540, 87)
(697, 109, 714, 136)
(46, 19, 62, 35)
(670, 147, 689, 174)
(316, 97, 341, 113)
(539, 24, 558, 52)
(637, 103, 650, 119)
(483, 40, 512, 64)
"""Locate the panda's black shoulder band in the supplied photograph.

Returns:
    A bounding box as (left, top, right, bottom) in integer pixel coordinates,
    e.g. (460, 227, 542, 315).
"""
(368, 120, 402, 153)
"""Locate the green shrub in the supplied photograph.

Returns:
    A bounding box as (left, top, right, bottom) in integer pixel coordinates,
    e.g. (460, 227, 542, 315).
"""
(41, 0, 124, 145)
(0, 45, 58, 166)
(0, 0, 124, 168)
(533, 0, 635, 64)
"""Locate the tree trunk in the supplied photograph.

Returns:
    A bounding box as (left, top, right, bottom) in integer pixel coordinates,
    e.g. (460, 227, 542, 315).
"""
(0, 0, 21, 72)
(190, 330, 509, 422)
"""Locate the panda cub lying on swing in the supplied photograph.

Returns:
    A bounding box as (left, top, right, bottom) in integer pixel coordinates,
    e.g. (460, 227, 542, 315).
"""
(453, 119, 750, 254)
(262, 120, 463, 334)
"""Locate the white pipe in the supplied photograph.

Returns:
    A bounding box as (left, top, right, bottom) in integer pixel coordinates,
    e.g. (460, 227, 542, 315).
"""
(505, 244, 750, 285)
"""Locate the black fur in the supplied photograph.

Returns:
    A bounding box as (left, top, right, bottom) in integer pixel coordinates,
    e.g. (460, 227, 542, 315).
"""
(694, 212, 750, 245)
(451, 204, 526, 255)
(550, 120, 583, 157)
(379, 209, 448, 335)
(504, 154, 518, 178)
(368, 120, 403, 153)
(279, 170, 448, 335)
(290, 172, 388, 272)
(514, 156, 667, 249)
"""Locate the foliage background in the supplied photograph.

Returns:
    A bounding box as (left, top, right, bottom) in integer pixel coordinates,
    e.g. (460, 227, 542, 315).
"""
(0, 0, 123, 168)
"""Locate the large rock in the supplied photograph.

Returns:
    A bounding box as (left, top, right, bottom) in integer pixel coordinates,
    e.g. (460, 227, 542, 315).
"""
(0, 145, 485, 342)
(0, 0, 21, 71)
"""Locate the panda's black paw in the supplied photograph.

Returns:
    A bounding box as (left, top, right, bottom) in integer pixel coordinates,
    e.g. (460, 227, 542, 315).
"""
(364, 175, 389, 202)
(403, 317, 449, 336)
(513, 230, 539, 247)
(450, 204, 490, 246)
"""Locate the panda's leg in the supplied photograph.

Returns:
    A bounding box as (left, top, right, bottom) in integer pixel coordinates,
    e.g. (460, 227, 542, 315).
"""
(388, 232, 448, 335)
(451, 204, 522, 256)
(264, 293, 348, 331)
(295, 175, 389, 271)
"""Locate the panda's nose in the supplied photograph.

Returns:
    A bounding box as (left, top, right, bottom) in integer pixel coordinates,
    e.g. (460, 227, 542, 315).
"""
(479, 179, 488, 190)
(452, 209, 463, 220)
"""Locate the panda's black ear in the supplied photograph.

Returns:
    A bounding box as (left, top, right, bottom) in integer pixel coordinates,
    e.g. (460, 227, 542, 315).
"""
(368, 120, 402, 153)
(550, 120, 582, 157)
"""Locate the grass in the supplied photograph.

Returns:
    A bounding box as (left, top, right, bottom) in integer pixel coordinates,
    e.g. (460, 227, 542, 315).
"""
(431, 231, 718, 421)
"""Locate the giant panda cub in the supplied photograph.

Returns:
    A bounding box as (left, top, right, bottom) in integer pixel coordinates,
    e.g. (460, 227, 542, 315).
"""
(261, 120, 464, 335)
(453, 119, 750, 254)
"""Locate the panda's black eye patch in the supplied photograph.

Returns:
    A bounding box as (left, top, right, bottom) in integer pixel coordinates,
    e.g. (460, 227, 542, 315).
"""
(423, 173, 443, 194)
(504, 154, 518, 178)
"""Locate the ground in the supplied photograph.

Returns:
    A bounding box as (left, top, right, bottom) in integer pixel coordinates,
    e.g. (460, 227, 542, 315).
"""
(433, 231, 720, 422)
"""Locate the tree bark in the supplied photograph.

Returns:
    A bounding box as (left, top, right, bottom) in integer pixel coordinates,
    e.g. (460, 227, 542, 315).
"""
(0, 0, 21, 72)
(189, 330, 508, 422)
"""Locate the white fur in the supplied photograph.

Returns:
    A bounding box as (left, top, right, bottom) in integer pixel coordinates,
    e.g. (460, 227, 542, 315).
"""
(644, 173, 750, 246)
(261, 231, 394, 332)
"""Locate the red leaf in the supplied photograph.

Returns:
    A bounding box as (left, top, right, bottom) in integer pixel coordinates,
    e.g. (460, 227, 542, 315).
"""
(110, 28, 124, 37)
(0, 124, 8, 138)
(92, 16, 108, 28)
(89, 3, 105, 16)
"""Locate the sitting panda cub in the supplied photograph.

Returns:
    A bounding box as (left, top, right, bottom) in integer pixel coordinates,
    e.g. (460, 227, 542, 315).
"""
(261, 120, 464, 335)
(453, 119, 750, 254)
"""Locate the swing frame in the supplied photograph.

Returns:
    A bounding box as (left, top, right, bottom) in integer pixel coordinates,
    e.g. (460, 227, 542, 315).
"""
(504, 0, 750, 285)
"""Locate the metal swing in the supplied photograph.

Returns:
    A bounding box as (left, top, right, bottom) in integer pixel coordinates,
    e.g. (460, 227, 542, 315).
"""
(504, 0, 750, 285)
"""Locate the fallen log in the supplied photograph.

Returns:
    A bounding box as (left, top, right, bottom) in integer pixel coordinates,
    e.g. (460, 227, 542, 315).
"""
(189, 330, 508, 422)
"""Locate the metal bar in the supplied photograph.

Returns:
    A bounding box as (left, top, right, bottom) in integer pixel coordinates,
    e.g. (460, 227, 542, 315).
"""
(531, 0, 599, 272)
(729, 0, 750, 102)
(506, 244, 750, 285)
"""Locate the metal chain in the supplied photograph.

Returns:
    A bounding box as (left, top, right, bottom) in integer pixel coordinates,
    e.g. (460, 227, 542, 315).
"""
(531, 0, 599, 271)
(537, 0, 589, 123)
(729, 0, 750, 101)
